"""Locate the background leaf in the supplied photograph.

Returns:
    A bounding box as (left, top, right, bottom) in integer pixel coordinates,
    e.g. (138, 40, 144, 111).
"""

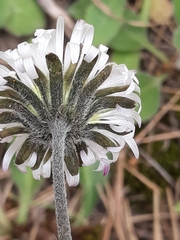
(69, 0, 126, 46)
(0, 0, 45, 36)
(0, 0, 10, 28)
(175, 201, 180, 213)
(109, 23, 167, 63)
(173, 26, 180, 52)
(139, 0, 151, 22)
(77, 164, 108, 225)
(68, 0, 91, 19)
(85, 0, 125, 46)
(172, 0, 180, 25)
(137, 72, 166, 122)
(109, 10, 168, 63)
(111, 51, 140, 70)
(109, 24, 147, 52)
(10, 161, 43, 224)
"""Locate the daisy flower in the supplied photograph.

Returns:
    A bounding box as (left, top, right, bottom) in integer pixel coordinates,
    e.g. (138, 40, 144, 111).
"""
(0, 17, 141, 187)
(0, 16, 141, 239)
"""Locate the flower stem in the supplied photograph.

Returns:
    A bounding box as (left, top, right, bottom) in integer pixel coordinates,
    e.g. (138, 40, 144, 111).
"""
(51, 117, 72, 240)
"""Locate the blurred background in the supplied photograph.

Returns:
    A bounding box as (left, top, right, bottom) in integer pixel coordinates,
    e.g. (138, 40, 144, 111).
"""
(0, 0, 180, 239)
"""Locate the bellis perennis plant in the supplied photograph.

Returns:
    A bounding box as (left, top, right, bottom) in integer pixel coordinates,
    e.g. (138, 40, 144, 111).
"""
(0, 17, 141, 239)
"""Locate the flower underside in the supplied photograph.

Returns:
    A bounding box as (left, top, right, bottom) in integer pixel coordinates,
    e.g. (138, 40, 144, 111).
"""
(0, 17, 141, 186)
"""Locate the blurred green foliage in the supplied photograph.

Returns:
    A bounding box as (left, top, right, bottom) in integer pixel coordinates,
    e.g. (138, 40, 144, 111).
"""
(0, 0, 45, 36)
(173, 26, 180, 52)
(175, 202, 180, 213)
(76, 164, 108, 225)
(136, 72, 167, 122)
(172, 0, 180, 25)
(10, 159, 42, 224)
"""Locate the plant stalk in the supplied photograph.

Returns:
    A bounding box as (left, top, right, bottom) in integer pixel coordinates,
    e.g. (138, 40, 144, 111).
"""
(51, 117, 72, 240)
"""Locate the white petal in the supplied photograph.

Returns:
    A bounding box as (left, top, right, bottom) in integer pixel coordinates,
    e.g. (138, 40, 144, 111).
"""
(0, 76, 7, 85)
(17, 164, 26, 173)
(80, 24, 94, 54)
(97, 53, 109, 70)
(41, 158, 52, 178)
(14, 57, 25, 72)
(32, 156, 43, 180)
(90, 116, 135, 131)
(125, 138, 139, 158)
(130, 70, 139, 84)
(125, 81, 136, 94)
(91, 128, 125, 147)
(56, 16, 64, 62)
(23, 57, 38, 79)
(0, 51, 15, 70)
(64, 164, 79, 186)
(70, 19, 85, 43)
(17, 42, 33, 57)
(33, 54, 49, 78)
(80, 148, 96, 166)
(97, 64, 138, 90)
(26, 152, 37, 167)
(95, 161, 110, 176)
(84, 46, 99, 63)
(69, 43, 80, 64)
(116, 105, 141, 127)
(103, 164, 110, 176)
(110, 122, 135, 133)
(7, 49, 19, 60)
(107, 146, 122, 153)
(16, 71, 36, 90)
(32, 29, 55, 54)
(98, 44, 108, 53)
(63, 43, 80, 72)
(0, 65, 16, 78)
(63, 43, 71, 72)
(2, 134, 29, 171)
(0, 136, 13, 143)
(70, 20, 94, 54)
(0, 122, 23, 129)
(87, 52, 109, 81)
(83, 138, 109, 161)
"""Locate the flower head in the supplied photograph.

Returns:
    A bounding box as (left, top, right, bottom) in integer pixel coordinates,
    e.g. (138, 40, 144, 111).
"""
(0, 17, 141, 186)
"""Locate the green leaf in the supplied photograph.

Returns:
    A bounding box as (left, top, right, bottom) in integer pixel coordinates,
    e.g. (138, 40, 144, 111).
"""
(172, 0, 180, 25)
(109, 10, 143, 51)
(110, 23, 168, 63)
(175, 201, 180, 213)
(69, 0, 126, 45)
(77, 164, 108, 225)
(109, 8, 168, 63)
(173, 26, 180, 52)
(111, 51, 140, 70)
(137, 72, 166, 122)
(0, 1, 10, 28)
(68, 0, 91, 19)
(10, 160, 43, 224)
(110, 24, 146, 52)
(0, 0, 45, 36)
(139, 0, 151, 22)
(85, 0, 125, 46)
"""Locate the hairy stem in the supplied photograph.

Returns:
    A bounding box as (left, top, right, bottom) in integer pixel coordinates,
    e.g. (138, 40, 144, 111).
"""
(51, 117, 72, 240)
